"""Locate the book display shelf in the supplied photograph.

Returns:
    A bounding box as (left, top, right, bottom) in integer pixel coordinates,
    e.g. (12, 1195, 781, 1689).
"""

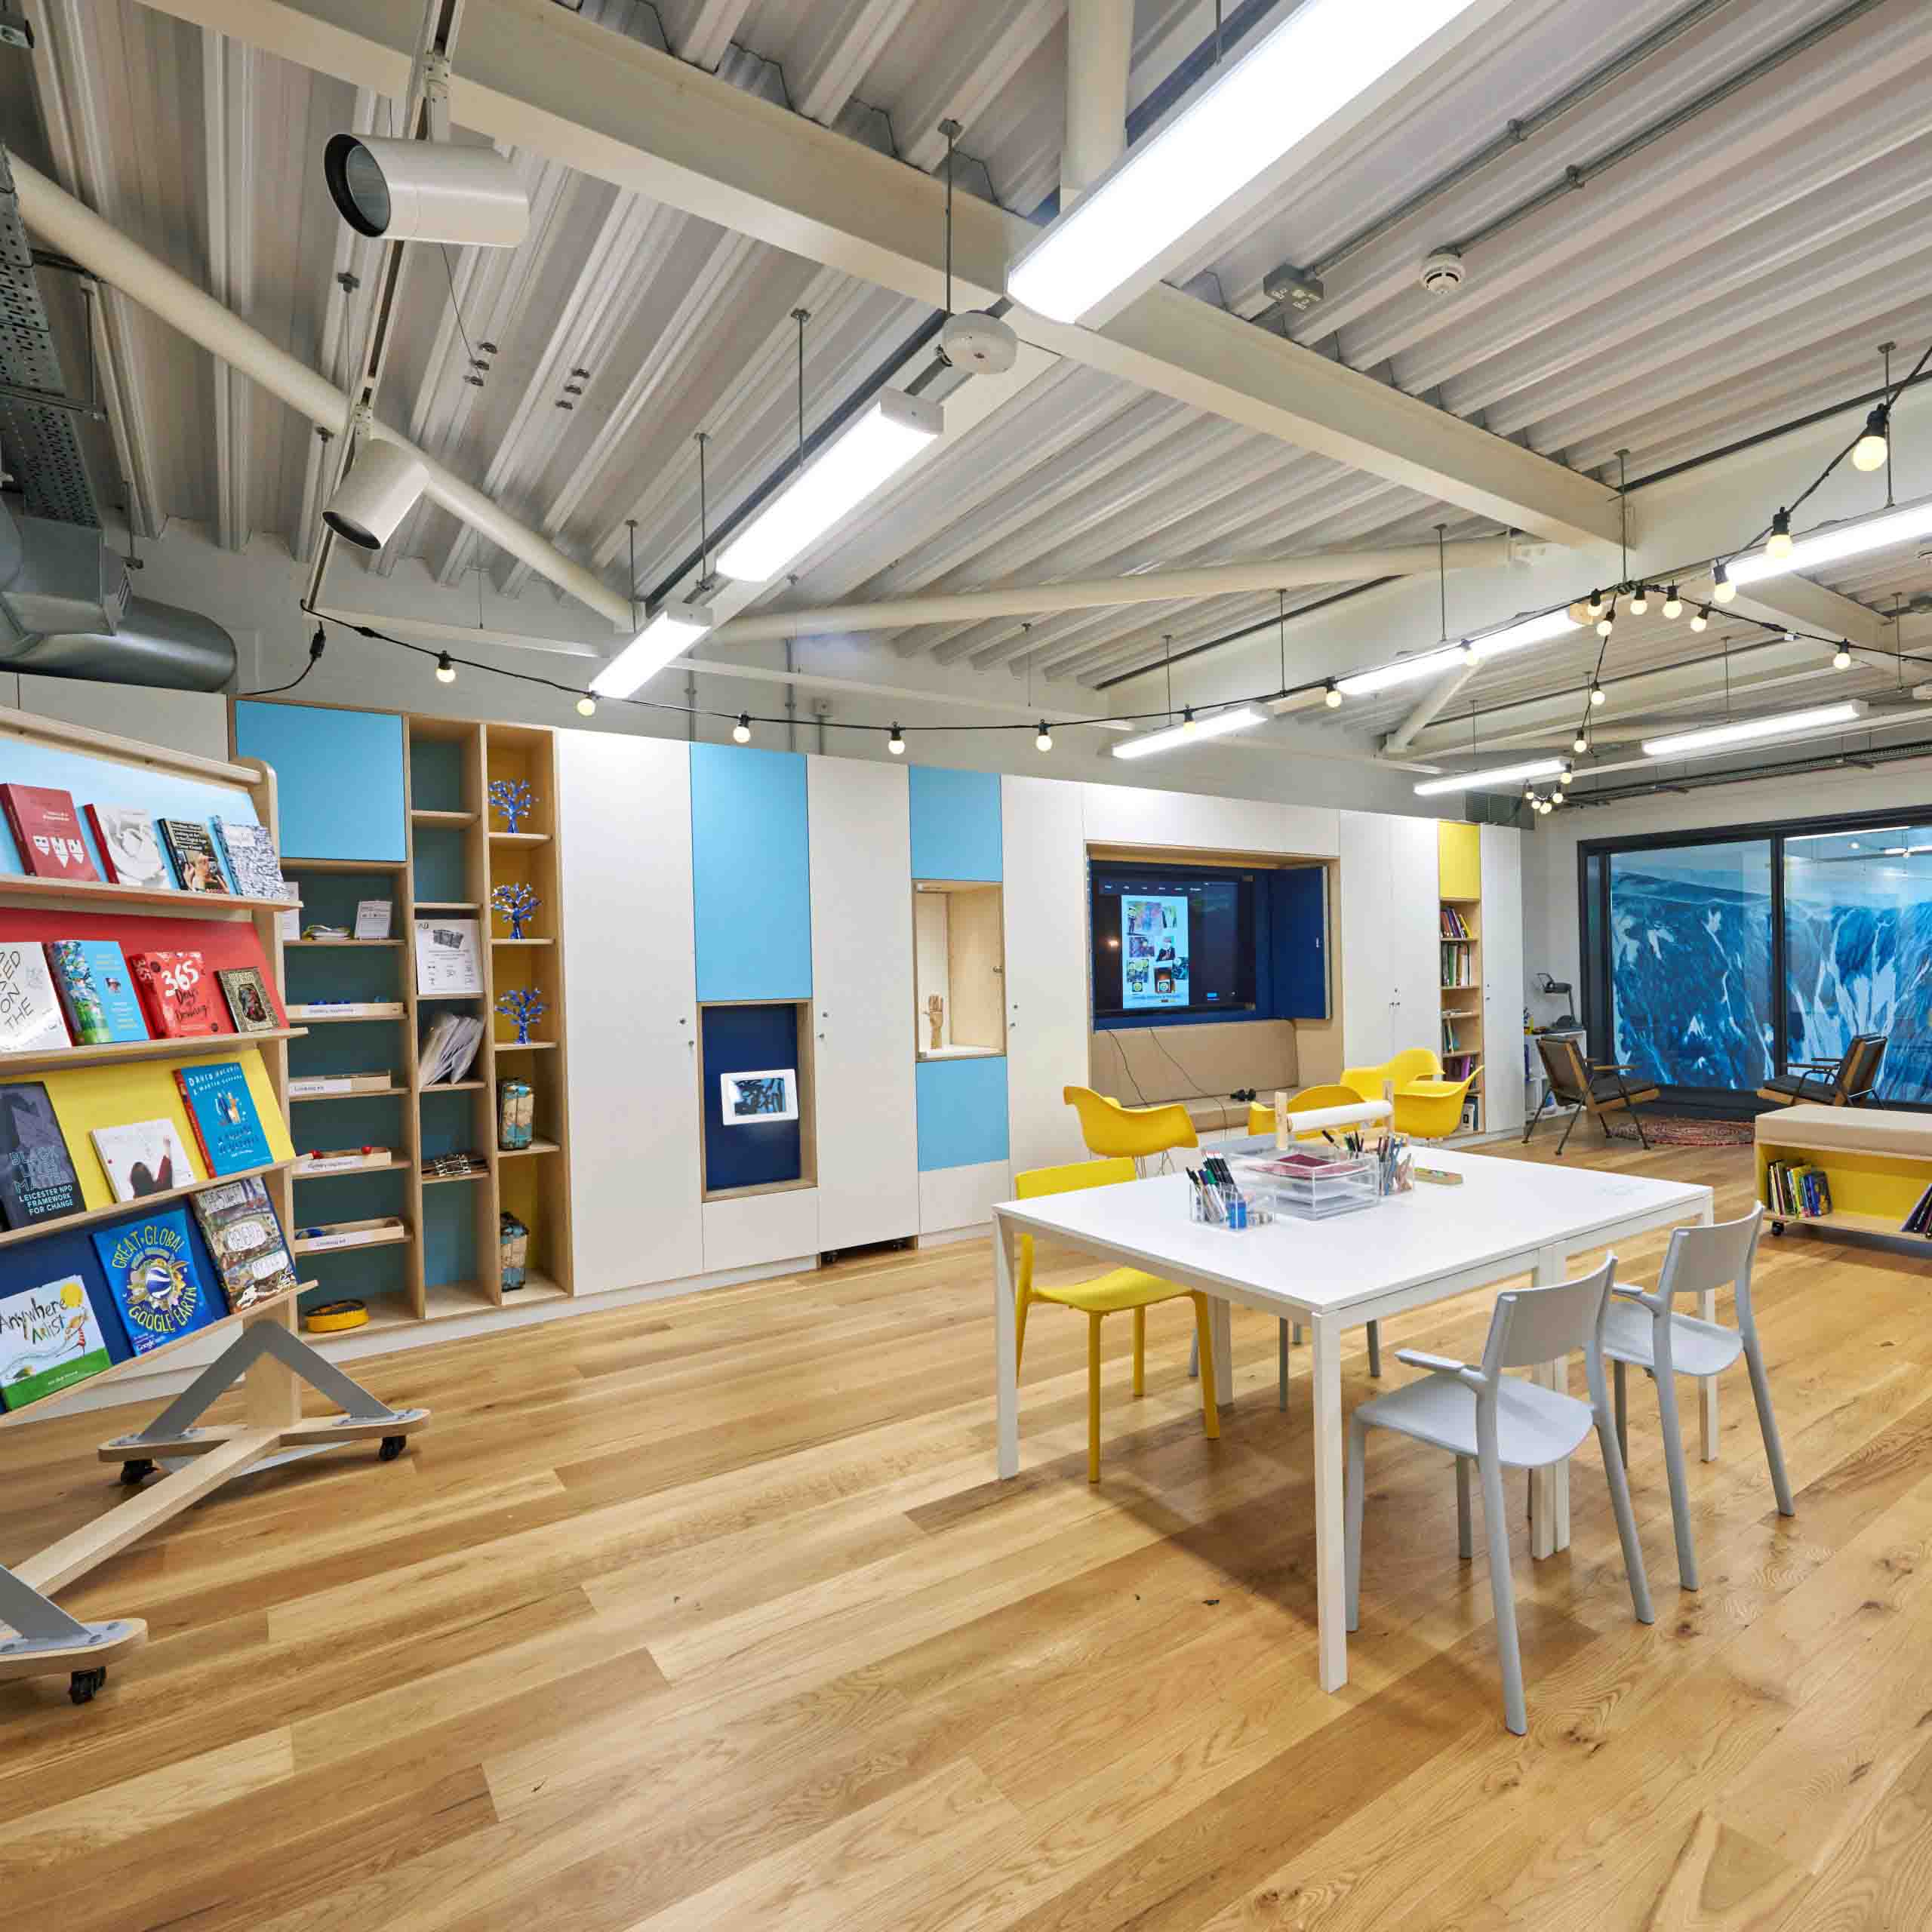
(1755, 1104, 1932, 1244)
(1438, 822, 1484, 1135)
(0, 705, 426, 1708)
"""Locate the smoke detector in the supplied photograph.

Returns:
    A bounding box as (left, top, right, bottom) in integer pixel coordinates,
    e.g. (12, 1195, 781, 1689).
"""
(1419, 248, 1466, 296)
(940, 309, 1018, 375)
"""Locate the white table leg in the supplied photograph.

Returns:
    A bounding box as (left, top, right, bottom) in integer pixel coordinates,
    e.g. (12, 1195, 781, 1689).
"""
(1697, 1198, 1719, 1461)
(1311, 1313, 1348, 1692)
(1211, 1296, 1235, 1404)
(993, 1214, 1019, 1479)
(1530, 1244, 1571, 1558)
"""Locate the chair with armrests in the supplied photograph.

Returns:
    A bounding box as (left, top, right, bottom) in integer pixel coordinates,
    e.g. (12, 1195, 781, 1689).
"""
(1522, 1035, 1660, 1154)
(1392, 1068, 1481, 1141)
(1345, 1255, 1653, 1734)
(1340, 1047, 1444, 1106)
(1602, 1204, 1792, 1589)
(1062, 1085, 1198, 1168)
(1014, 1158, 1218, 1482)
(1755, 1032, 1886, 1110)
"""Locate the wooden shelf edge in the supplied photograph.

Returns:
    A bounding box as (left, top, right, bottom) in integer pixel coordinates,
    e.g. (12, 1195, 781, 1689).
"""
(0, 1158, 297, 1255)
(0, 1027, 308, 1078)
(0, 873, 293, 913)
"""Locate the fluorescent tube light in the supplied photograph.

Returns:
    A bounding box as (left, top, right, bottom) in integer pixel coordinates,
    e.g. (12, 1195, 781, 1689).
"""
(1728, 500, 1932, 587)
(1336, 609, 1579, 697)
(1008, 0, 1481, 325)
(716, 392, 940, 582)
(1641, 702, 1866, 760)
(588, 598, 713, 698)
(1413, 757, 1565, 798)
(1112, 705, 1263, 760)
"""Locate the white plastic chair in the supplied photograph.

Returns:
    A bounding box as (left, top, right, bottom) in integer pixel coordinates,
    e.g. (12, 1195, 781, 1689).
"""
(1345, 1256, 1652, 1734)
(1603, 1204, 1793, 1590)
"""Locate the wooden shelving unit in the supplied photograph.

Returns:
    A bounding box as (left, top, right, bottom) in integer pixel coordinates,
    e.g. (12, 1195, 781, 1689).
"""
(1438, 822, 1484, 1136)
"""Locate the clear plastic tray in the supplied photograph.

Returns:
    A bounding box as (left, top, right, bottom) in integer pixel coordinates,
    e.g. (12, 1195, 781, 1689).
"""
(1232, 1149, 1381, 1221)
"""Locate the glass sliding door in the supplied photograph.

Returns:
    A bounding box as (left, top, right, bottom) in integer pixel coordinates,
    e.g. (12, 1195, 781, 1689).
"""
(1608, 840, 1774, 1091)
(1783, 825, 1932, 1103)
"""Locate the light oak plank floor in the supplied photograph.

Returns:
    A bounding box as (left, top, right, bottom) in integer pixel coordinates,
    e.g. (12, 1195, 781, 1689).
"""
(4, 1134, 1928, 1930)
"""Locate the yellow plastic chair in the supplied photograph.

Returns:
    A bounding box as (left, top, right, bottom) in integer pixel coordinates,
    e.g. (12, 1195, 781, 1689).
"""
(1244, 1083, 1373, 1139)
(1014, 1158, 1219, 1481)
(1340, 1048, 1443, 1104)
(1063, 1084, 1198, 1165)
(1393, 1067, 1481, 1140)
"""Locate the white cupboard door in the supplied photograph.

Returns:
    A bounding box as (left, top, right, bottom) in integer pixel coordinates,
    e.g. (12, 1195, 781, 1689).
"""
(1387, 815, 1444, 1058)
(1481, 824, 1526, 1133)
(558, 731, 702, 1290)
(1338, 811, 1392, 1068)
(1003, 775, 1090, 1174)
(809, 756, 918, 1251)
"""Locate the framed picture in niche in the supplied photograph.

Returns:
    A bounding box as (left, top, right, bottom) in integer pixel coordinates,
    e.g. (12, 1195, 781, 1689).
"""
(719, 1068, 798, 1126)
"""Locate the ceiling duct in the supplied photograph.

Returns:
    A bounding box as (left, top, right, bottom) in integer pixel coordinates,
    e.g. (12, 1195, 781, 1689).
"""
(0, 502, 235, 691)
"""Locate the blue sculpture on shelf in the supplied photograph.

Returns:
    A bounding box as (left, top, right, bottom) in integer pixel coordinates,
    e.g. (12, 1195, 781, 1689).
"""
(489, 778, 536, 834)
(492, 881, 540, 940)
(495, 986, 547, 1045)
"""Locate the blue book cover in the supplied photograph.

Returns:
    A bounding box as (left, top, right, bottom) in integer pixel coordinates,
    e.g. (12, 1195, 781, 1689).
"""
(45, 940, 149, 1046)
(91, 1208, 225, 1353)
(174, 1060, 272, 1176)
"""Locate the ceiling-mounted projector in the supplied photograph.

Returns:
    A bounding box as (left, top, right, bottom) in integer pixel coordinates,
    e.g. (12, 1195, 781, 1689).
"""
(325, 134, 528, 248)
(323, 440, 427, 551)
(940, 309, 1018, 374)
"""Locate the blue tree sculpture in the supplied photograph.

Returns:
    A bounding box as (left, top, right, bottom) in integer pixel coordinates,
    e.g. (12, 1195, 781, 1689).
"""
(495, 986, 548, 1045)
(488, 778, 535, 835)
(491, 881, 540, 940)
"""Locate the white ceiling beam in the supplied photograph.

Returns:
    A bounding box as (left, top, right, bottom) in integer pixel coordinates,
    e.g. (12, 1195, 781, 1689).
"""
(202, 32, 255, 553)
(141, 0, 1623, 551)
(671, 0, 755, 72)
(895, 0, 1064, 175)
(789, 0, 921, 125)
(1060, 0, 1129, 208)
(1385, 664, 1478, 753)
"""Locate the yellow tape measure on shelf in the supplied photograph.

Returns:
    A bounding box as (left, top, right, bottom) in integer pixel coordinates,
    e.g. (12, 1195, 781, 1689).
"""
(302, 1299, 368, 1334)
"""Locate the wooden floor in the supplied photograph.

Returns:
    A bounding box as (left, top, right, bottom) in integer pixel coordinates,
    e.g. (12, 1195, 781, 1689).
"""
(5, 1133, 1930, 1930)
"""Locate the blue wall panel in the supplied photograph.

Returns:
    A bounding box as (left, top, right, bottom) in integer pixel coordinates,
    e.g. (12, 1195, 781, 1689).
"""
(915, 1056, 1010, 1172)
(234, 703, 406, 863)
(690, 743, 811, 1001)
(909, 768, 1002, 882)
(702, 1004, 804, 1191)
(1270, 866, 1330, 1020)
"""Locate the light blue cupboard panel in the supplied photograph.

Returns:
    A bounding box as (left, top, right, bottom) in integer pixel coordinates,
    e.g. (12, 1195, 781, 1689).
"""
(233, 703, 406, 861)
(909, 767, 1002, 882)
(916, 1055, 1010, 1172)
(690, 742, 811, 1001)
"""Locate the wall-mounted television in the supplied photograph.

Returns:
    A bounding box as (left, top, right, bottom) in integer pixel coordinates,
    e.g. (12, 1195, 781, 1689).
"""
(1089, 861, 1258, 1019)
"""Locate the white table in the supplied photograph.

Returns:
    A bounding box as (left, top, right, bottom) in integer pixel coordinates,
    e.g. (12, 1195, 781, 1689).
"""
(991, 1146, 1714, 1692)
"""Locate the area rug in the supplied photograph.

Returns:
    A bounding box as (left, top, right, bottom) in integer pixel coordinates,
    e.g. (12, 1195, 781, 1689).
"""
(1601, 1115, 1755, 1147)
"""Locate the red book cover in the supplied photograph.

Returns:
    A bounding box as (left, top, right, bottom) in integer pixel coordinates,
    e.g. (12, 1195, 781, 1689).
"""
(128, 950, 224, 1038)
(2, 785, 101, 882)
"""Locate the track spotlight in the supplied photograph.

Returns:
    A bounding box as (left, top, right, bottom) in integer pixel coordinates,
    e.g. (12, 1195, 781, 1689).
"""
(1629, 585, 1648, 616)
(888, 723, 906, 755)
(324, 134, 529, 248)
(1767, 507, 1794, 558)
(1690, 607, 1709, 632)
(1712, 561, 1737, 605)
(1853, 405, 1890, 473)
(576, 695, 596, 717)
(1324, 681, 1342, 709)
(1589, 682, 1606, 707)
(1035, 721, 1053, 752)
(323, 439, 426, 550)
(1833, 643, 1853, 670)
(734, 712, 752, 743)
(435, 651, 456, 685)
(1573, 731, 1589, 755)
(1663, 586, 1682, 619)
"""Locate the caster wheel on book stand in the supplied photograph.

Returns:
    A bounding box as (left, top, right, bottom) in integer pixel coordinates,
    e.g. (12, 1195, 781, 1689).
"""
(119, 1460, 155, 1486)
(69, 1667, 106, 1705)
(379, 1436, 406, 1463)
(1770, 1221, 1786, 1237)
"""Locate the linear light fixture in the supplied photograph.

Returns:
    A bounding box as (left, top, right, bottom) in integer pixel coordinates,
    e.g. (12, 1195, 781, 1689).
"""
(1007, 0, 1482, 325)
(1112, 705, 1264, 760)
(1727, 500, 1932, 587)
(1336, 608, 1579, 697)
(716, 392, 940, 582)
(1641, 701, 1866, 760)
(587, 598, 713, 699)
(1413, 756, 1565, 798)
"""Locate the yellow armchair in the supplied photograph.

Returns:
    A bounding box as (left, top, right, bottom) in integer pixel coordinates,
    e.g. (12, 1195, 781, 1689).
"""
(1063, 1085, 1198, 1162)
(1245, 1083, 1374, 1139)
(1340, 1048, 1444, 1104)
(1393, 1068, 1481, 1140)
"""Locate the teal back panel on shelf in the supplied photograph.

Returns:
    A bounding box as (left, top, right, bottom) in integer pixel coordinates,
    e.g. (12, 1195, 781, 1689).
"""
(915, 1056, 1010, 1172)
(409, 738, 466, 813)
(235, 703, 406, 862)
(690, 742, 811, 1001)
(909, 768, 1002, 882)
(0, 740, 258, 878)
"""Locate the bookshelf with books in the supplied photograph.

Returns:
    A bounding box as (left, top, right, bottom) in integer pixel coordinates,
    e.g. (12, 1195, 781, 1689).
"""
(0, 703, 426, 1706)
(1755, 1106, 1932, 1247)
(1438, 822, 1484, 1131)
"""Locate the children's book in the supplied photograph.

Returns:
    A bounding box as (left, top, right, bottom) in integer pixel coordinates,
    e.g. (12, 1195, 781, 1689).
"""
(210, 817, 285, 902)
(0, 1275, 112, 1410)
(0, 1079, 82, 1227)
(158, 818, 229, 894)
(92, 1208, 224, 1353)
(0, 943, 70, 1054)
(174, 1060, 272, 1175)
(91, 1117, 198, 1201)
(45, 940, 149, 1046)
(191, 1174, 297, 1311)
(128, 950, 222, 1037)
(85, 804, 173, 890)
(1, 783, 100, 881)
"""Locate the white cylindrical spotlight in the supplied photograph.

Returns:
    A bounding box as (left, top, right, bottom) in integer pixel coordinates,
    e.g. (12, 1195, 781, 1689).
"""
(325, 134, 529, 248)
(323, 439, 427, 550)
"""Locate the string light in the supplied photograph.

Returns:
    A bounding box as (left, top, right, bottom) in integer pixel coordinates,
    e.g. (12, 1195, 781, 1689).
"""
(1663, 585, 1682, 619)
(1558, 766, 1574, 786)
(1035, 721, 1053, 751)
(576, 694, 596, 716)
(1585, 589, 1604, 618)
(1767, 507, 1794, 558)
(1629, 584, 1649, 616)
(734, 712, 752, 742)
(1589, 681, 1606, 707)
(1833, 642, 1853, 670)
(1573, 730, 1589, 755)
(435, 651, 456, 684)
(1689, 606, 1708, 632)
(888, 723, 906, 755)
(1324, 681, 1342, 709)
(1595, 600, 1616, 638)
(1853, 404, 1890, 472)
(1712, 561, 1737, 605)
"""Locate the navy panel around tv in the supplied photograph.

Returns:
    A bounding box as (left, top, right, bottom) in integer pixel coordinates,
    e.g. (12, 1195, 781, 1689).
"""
(1269, 866, 1330, 1020)
(702, 1003, 803, 1192)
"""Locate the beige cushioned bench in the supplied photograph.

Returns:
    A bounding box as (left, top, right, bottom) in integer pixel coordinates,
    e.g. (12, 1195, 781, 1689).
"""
(1088, 1020, 1300, 1137)
(1755, 1103, 1932, 1160)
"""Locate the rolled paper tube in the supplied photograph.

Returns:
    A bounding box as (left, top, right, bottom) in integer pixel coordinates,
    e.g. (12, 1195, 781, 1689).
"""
(1283, 1100, 1393, 1137)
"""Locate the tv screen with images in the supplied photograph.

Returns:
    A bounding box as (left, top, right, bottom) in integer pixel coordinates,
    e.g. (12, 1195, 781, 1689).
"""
(1090, 863, 1257, 1019)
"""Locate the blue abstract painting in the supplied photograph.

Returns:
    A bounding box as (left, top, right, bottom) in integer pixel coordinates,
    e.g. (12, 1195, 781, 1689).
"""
(1610, 842, 1774, 1091)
